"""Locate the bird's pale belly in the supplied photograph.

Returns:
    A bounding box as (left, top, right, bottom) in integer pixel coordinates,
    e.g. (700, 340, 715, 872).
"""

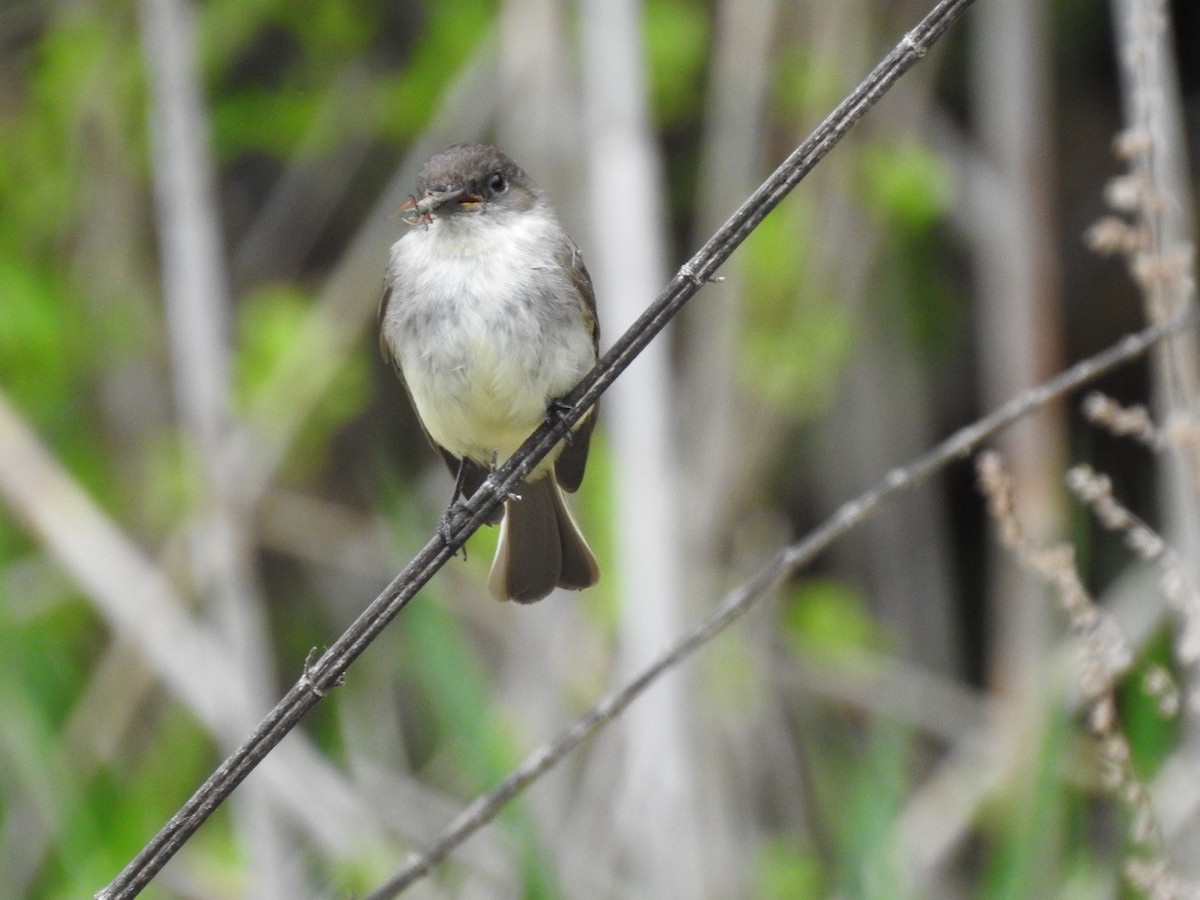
(398, 307, 589, 469)
(413, 363, 551, 466)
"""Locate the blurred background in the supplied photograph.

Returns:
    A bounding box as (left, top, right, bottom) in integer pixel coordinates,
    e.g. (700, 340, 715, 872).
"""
(1, 0, 1199, 897)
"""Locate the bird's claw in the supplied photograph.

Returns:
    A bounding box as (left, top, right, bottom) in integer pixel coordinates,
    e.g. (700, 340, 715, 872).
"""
(437, 501, 469, 561)
(547, 397, 574, 443)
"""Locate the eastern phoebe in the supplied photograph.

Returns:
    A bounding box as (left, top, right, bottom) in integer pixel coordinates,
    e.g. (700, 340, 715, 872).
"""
(379, 143, 601, 603)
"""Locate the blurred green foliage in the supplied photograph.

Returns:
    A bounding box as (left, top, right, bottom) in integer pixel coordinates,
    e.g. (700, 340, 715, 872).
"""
(754, 836, 825, 899)
(1117, 634, 1183, 777)
(857, 138, 960, 354)
(981, 713, 1073, 900)
(202, 0, 497, 156)
(857, 139, 951, 233)
(773, 43, 847, 128)
(739, 199, 855, 416)
(398, 598, 518, 790)
(644, 0, 708, 128)
(784, 577, 885, 664)
(233, 283, 371, 477)
(832, 722, 914, 897)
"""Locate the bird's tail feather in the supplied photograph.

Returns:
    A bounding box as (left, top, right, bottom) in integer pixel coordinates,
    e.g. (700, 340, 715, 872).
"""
(488, 476, 599, 603)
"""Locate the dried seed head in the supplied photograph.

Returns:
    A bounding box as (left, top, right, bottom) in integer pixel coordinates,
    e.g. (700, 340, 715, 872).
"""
(1105, 173, 1147, 212)
(1085, 216, 1145, 256)
(1113, 128, 1153, 160)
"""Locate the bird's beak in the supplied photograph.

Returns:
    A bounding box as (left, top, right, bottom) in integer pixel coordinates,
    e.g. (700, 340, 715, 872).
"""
(397, 187, 484, 221)
(426, 187, 464, 210)
(397, 187, 457, 214)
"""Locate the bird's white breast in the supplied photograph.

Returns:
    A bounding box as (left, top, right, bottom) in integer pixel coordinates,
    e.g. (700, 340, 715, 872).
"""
(381, 208, 595, 467)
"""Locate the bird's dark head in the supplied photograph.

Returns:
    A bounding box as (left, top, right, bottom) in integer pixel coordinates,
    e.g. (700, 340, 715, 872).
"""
(406, 144, 542, 221)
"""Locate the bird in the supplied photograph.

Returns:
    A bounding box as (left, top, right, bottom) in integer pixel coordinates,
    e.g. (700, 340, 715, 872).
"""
(379, 143, 601, 603)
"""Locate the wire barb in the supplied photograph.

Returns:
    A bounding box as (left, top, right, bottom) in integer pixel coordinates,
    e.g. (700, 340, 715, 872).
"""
(902, 28, 928, 58)
(678, 262, 705, 287)
(301, 648, 326, 698)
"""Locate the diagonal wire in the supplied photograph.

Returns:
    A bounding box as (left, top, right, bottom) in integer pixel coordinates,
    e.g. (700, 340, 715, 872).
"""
(95, 0, 976, 896)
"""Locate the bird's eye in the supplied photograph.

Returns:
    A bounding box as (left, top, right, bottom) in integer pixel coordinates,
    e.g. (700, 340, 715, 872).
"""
(488, 172, 507, 193)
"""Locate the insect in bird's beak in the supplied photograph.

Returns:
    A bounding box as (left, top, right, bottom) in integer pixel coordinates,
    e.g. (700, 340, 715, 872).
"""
(395, 195, 432, 227)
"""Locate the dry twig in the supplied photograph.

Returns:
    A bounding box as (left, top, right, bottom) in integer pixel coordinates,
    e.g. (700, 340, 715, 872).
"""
(979, 451, 1200, 898)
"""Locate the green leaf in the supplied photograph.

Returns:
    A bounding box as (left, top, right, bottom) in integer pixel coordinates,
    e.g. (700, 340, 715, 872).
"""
(782, 577, 883, 663)
(857, 140, 951, 233)
(645, 0, 709, 126)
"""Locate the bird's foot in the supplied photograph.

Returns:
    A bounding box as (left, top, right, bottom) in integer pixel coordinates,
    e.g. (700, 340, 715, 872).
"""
(546, 397, 574, 443)
(437, 500, 470, 561)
